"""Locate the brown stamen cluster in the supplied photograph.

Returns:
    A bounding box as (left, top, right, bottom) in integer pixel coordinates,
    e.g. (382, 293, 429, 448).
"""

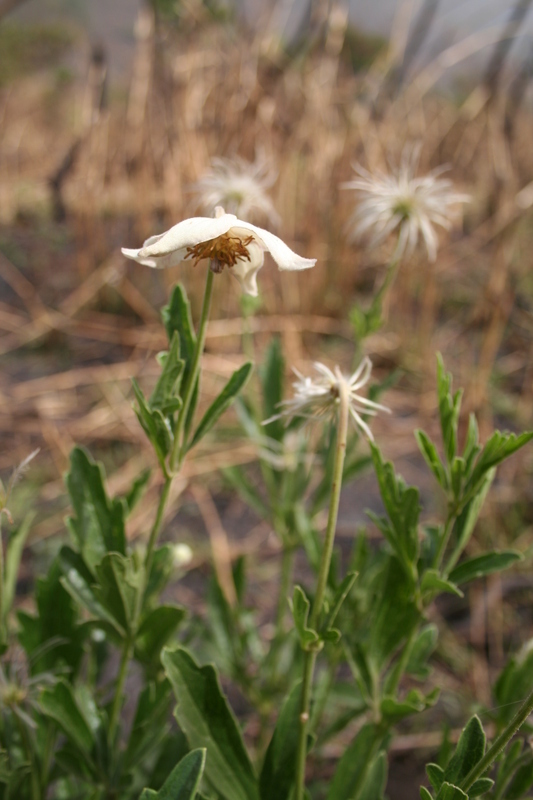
(185, 232, 254, 273)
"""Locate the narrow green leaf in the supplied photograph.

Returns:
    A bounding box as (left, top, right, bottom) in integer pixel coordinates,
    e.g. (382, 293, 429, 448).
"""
(133, 380, 172, 464)
(325, 572, 358, 631)
(188, 362, 253, 451)
(290, 586, 320, 650)
(124, 681, 172, 769)
(162, 284, 196, 376)
(327, 723, 384, 800)
(415, 430, 448, 489)
(40, 680, 95, 755)
(406, 625, 438, 679)
(427, 763, 445, 792)
(17, 556, 84, 674)
(66, 447, 126, 571)
(436, 783, 468, 800)
(469, 777, 494, 797)
(151, 332, 185, 414)
(420, 788, 434, 800)
(443, 715, 485, 787)
(93, 553, 142, 634)
(58, 546, 122, 634)
(260, 681, 301, 800)
(136, 605, 186, 664)
(468, 431, 533, 492)
(421, 570, 463, 598)
(506, 759, 533, 800)
(449, 470, 495, 567)
(140, 749, 206, 800)
(449, 551, 523, 586)
(359, 751, 387, 800)
(3, 513, 33, 619)
(162, 647, 259, 800)
(124, 469, 152, 514)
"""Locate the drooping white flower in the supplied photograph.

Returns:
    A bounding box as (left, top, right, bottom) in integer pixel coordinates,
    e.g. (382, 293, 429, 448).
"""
(194, 155, 280, 225)
(269, 357, 389, 441)
(342, 146, 470, 262)
(121, 207, 315, 297)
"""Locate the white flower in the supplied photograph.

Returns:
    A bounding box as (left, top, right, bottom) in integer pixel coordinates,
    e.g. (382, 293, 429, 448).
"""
(342, 146, 470, 262)
(269, 357, 390, 441)
(194, 155, 280, 225)
(121, 207, 315, 297)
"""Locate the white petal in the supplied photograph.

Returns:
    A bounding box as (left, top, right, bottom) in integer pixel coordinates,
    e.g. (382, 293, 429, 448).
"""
(139, 214, 238, 258)
(230, 240, 265, 296)
(121, 247, 186, 269)
(231, 220, 316, 272)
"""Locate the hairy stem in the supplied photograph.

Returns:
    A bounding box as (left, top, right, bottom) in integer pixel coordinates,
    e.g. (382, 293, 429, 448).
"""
(294, 377, 350, 800)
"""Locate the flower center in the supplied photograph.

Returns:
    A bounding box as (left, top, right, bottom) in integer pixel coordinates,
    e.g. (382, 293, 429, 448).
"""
(185, 232, 254, 273)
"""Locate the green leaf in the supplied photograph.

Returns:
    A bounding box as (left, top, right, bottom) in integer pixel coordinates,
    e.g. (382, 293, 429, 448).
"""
(139, 749, 206, 800)
(368, 556, 420, 669)
(151, 332, 185, 415)
(260, 681, 301, 800)
(260, 337, 285, 443)
(506, 759, 533, 799)
(443, 716, 485, 787)
(3, 513, 33, 620)
(124, 469, 152, 514)
(145, 544, 175, 603)
(290, 586, 320, 651)
(133, 380, 172, 464)
(359, 751, 387, 800)
(406, 625, 438, 680)
(162, 284, 197, 377)
(469, 777, 494, 797)
(17, 556, 84, 674)
(436, 783, 468, 800)
(495, 651, 533, 726)
(416, 430, 448, 489)
(162, 647, 259, 800)
(324, 572, 358, 632)
(436, 355, 462, 465)
(370, 443, 420, 572)
(449, 470, 495, 567)
(66, 447, 126, 571)
(187, 362, 253, 451)
(468, 431, 533, 493)
(124, 680, 172, 770)
(427, 763, 445, 792)
(420, 789, 434, 800)
(40, 680, 95, 755)
(421, 570, 463, 598)
(326, 723, 385, 800)
(58, 546, 121, 634)
(93, 553, 142, 634)
(136, 605, 186, 664)
(448, 551, 523, 586)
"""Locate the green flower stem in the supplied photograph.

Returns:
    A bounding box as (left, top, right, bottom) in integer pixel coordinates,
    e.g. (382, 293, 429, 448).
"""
(0, 515, 4, 635)
(294, 378, 350, 800)
(107, 269, 215, 745)
(143, 475, 172, 582)
(108, 631, 134, 743)
(170, 268, 215, 473)
(460, 686, 533, 792)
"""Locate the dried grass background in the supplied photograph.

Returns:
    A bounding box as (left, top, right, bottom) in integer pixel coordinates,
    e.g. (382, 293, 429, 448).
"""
(1, 3, 533, 764)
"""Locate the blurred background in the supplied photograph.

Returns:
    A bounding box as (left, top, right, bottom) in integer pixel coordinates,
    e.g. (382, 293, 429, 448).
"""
(1, 0, 533, 793)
